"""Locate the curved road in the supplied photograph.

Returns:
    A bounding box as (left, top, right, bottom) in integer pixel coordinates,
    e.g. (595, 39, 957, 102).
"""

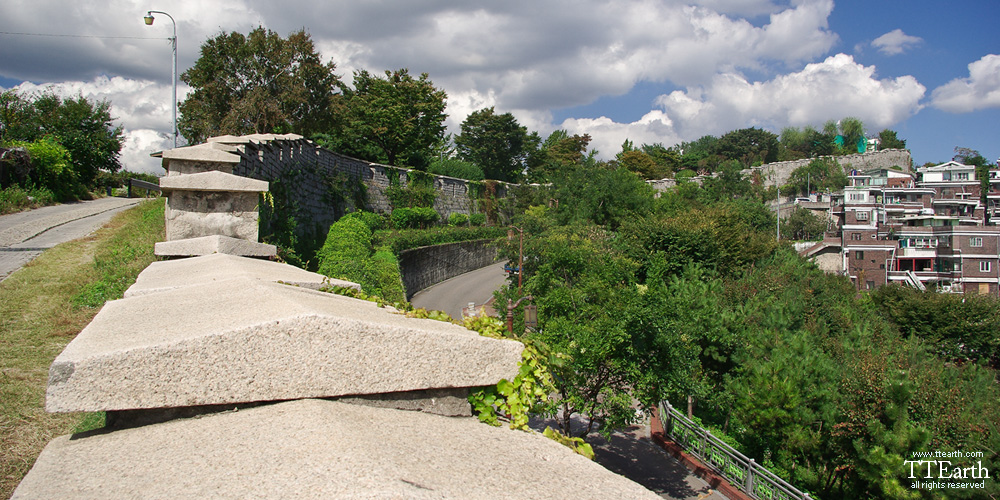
(0, 197, 143, 281)
(410, 261, 510, 320)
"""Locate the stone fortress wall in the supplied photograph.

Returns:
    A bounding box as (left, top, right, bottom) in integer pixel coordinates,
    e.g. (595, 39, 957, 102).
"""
(647, 148, 914, 193)
(747, 148, 914, 187)
(230, 137, 511, 234)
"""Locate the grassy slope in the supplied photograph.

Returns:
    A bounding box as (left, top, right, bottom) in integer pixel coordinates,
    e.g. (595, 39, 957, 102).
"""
(0, 199, 164, 497)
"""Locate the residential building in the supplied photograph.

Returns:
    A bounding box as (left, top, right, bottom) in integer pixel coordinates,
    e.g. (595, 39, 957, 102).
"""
(817, 162, 1000, 295)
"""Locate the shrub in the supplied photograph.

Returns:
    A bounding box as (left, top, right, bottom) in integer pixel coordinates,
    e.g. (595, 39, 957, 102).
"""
(316, 217, 372, 281)
(12, 138, 84, 201)
(428, 158, 485, 181)
(469, 213, 487, 226)
(448, 212, 469, 226)
(391, 207, 440, 229)
(364, 247, 406, 303)
(344, 210, 388, 231)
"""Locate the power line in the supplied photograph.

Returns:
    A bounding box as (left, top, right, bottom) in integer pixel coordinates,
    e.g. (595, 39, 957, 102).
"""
(0, 31, 165, 41)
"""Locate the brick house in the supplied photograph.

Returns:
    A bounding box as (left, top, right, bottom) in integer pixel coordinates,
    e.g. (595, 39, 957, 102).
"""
(817, 162, 1000, 295)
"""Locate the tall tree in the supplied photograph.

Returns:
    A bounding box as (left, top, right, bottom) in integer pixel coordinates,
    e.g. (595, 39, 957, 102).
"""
(179, 27, 342, 144)
(455, 107, 535, 182)
(0, 90, 123, 186)
(340, 69, 447, 169)
(714, 127, 779, 167)
(877, 129, 906, 150)
(838, 116, 866, 153)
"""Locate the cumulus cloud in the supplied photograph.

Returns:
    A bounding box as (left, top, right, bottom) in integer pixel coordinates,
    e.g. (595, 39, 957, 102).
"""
(14, 76, 189, 174)
(654, 54, 925, 139)
(871, 29, 923, 56)
(931, 54, 1000, 113)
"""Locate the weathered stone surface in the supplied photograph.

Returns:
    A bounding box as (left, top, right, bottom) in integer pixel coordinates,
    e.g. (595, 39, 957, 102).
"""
(126, 253, 355, 297)
(336, 388, 472, 417)
(164, 190, 261, 241)
(159, 170, 269, 193)
(154, 235, 278, 258)
(46, 278, 523, 412)
(15, 399, 661, 499)
(161, 142, 241, 165)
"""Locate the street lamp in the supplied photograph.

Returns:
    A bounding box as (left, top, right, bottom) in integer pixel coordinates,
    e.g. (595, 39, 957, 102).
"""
(508, 226, 524, 294)
(143, 10, 177, 149)
(506, 295, 536, 334)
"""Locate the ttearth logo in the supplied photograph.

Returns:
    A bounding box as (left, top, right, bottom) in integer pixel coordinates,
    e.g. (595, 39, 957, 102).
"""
(905, 451, 992, 491)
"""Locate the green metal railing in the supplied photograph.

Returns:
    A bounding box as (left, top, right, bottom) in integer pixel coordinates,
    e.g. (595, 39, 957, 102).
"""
(659, 401, 812, 500)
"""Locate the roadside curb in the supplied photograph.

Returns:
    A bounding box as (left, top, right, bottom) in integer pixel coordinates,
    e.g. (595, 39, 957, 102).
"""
(0, 198, 143, 247)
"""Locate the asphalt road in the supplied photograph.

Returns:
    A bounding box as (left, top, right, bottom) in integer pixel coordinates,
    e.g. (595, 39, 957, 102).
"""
(409, 261, 510, 320)
(0, 197, 143, 282)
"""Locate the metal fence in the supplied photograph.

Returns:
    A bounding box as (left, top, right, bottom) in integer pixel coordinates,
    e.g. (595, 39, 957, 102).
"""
(658, 401, 812, 500)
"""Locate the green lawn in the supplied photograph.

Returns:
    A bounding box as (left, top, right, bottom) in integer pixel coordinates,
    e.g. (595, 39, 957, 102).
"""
(0, 198, 164, 497)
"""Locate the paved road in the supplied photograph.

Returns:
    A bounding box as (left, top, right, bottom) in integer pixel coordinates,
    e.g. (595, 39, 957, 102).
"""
(410, 261, 510, 320)
(0, 197, 143, 282)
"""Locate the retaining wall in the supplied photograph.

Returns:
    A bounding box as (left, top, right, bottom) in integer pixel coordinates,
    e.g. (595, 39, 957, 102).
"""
(397, 239, 499, 299)
(748, 148, 913, 187)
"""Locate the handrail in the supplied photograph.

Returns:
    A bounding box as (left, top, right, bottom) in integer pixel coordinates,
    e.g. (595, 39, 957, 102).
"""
(128, 178, 161, 198)
(659, 401, 812, 500)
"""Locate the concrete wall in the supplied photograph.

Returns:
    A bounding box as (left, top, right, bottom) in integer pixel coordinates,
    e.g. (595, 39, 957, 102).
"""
(231, 138, 512, 235)
(398, 239, 499, 299)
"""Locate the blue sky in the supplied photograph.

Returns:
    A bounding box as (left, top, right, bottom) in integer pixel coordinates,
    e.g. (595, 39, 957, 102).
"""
(1, 0, 997, 174)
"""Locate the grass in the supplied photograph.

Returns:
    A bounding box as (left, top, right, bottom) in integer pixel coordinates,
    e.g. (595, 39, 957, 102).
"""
(0, 198, 164, 497)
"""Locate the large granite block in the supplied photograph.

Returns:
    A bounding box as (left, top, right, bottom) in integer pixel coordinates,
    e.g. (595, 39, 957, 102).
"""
(154, 235, 278, 258)
(160, 171, 268, 242)
(15, 399, 661, 499)
(46, 278, 523, 412)
(126, 253, 357, 297)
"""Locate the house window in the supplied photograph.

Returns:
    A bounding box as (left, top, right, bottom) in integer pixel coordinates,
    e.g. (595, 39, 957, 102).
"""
(851, 233, 862, 241)
(981, 261, 992, 273)
(956, 172, 970, 180)
(856, 211, 869, 221)
(970, 237, 983, 247)
(856, 251, 864, 260)
(866, 281, 875, 290)
(849, 192, 866, 201)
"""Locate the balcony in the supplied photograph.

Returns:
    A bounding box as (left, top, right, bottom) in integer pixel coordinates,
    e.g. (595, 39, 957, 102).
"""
(896, 247, 936, 259)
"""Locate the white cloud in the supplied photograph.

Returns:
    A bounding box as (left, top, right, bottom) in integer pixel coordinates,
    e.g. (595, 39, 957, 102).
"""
(14, 76, 188, 175)
(559, 111, 682, 160)
(931, 54, 1000, 113)
(653, 54, 925, 140)
(871, 29, 923, 56)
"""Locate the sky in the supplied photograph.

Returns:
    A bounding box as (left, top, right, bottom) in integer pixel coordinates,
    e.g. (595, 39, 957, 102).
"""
(1, 0, 998, 175)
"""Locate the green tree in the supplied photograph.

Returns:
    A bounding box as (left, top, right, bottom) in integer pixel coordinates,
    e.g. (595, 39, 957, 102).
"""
(877, 129, 906, 150)
(427, 157, 484, 181)
(714, 127, 779, 167)
(339, 68, 447, 169)
(179, 27, 342, 144)
(784, 206, 827, 240)
(784, 157, 847, 196)
(617, 149, 666, 179)
(454, 107, 535, 182)
(0, 90, 123, 187)
(838, 117, 866, 153)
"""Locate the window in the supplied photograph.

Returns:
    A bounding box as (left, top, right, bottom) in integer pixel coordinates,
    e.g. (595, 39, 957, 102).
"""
(970, 237, 983, 247)
(866, 281, 876, 290)
(851, 233, 862, 241)
(849, 192, 866, 201)
(856, 211, 869, 221)
(856, 251, 864, 260)
(981, 261, 992, 273)
(956, 172, 970, 180)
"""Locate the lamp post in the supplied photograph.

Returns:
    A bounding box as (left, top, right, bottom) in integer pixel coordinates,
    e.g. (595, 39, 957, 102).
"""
(508, 226, 524, 294)
(506, 295, 536, 334)
(143, 10, 177, 149)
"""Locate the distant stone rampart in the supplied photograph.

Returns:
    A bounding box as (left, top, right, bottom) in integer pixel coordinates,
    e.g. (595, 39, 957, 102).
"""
(748, 148, 913, 187)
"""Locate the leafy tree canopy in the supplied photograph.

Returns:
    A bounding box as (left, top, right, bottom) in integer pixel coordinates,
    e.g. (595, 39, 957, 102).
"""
(714, 127, 779, 167)
(179, 27, 342, 144)
(339, 69, 447, 169)
(0, 89, 123, 186)
(455, 107, 536, 182)
(877, 128, 906, 150)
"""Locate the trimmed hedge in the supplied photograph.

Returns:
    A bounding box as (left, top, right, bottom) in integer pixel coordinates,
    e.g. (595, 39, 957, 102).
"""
(390, 207, 440, 229)
(374, 226, 506, 254)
